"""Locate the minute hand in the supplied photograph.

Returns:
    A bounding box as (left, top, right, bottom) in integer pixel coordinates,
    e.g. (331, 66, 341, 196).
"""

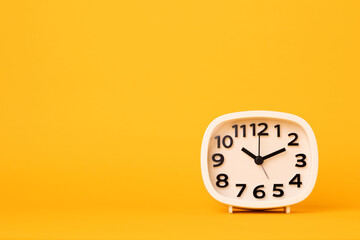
(262, 148, 286, 161)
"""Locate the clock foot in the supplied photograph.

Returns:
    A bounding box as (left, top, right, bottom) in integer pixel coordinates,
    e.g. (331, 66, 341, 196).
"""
(285, 206, 290, 214)
(229, 206, 233, 214)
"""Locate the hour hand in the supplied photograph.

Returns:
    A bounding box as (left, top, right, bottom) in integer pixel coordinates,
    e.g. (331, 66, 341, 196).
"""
(262, 148, 286, 161)
(241, 147, 257, 160)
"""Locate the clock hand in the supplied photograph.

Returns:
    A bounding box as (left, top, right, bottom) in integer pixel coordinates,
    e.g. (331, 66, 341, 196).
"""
(258, 134, 260, 156)
(262, 148, 286, 161)
(242, 136, 270, 179)
(258, 134, 269, 179)
(261, 165, 269, 179)
(241, 147, 257, 160)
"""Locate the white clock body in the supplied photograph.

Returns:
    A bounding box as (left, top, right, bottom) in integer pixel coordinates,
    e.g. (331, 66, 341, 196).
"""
(201, 111, 318, 209)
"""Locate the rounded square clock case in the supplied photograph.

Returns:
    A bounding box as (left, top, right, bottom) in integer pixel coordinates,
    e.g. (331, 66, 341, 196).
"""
(201, 111, 318, 213)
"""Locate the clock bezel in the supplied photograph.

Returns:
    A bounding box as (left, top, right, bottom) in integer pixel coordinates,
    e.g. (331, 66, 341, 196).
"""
(201, 111, 318, 209)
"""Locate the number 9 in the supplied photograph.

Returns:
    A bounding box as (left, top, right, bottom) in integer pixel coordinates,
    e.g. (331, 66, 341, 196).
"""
(212, 153, 224, 167)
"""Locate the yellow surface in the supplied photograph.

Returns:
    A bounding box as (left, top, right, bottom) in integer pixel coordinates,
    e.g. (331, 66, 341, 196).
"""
(0, 0, 359, 239)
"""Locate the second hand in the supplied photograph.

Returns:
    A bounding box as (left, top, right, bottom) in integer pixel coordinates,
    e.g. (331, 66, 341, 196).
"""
(261, 165, 269, 179)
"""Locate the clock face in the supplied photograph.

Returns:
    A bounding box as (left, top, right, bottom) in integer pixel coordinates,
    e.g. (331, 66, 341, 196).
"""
(201, 111, 318, 209)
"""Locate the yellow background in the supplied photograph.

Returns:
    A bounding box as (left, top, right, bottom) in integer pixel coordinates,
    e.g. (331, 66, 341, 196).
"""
(0, 1, 359, 239)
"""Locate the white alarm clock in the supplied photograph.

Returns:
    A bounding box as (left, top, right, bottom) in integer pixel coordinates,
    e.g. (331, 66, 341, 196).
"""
(201, 111, 318, 213)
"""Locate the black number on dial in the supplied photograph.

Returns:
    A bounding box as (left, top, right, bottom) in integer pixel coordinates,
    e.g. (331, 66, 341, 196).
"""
(222, 135, 233, 148)
(295, 154, 307, 167)
(289, 174, 302, 188)
(215, 136, 221, 148)
(232, 125, 238, 138)
(250, 123, 269, 136)
(250, 123, 256, 136)
(253, 185, 265, 199)
(240, 124, 246, 137)
(288, 133, 299, 146)
(216, 174, 229, 188)
(274, 124, 280, 137)
(235, 184, 246, 197)
(258, 123, 269, 136)
(212, 153, 224, 167)
(272, 184, 284, 197)
(214, 135, 233, 148)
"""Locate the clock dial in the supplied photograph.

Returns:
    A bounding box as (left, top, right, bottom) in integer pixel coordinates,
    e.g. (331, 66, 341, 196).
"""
(207, 118, 311, 203)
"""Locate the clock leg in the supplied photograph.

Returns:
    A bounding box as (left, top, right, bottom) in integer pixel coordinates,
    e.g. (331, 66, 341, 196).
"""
(229, 206, 233, 214)
(285, 206, 290, 214)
